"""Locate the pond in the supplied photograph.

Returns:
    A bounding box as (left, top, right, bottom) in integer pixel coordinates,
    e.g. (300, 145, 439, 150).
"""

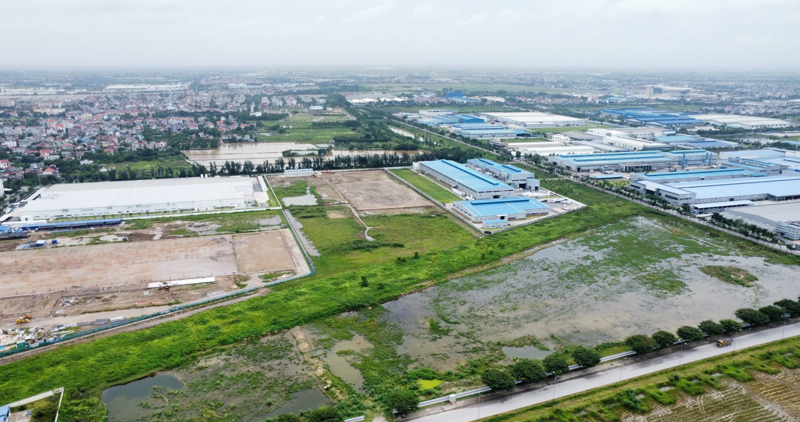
(102, 374, 184, 422)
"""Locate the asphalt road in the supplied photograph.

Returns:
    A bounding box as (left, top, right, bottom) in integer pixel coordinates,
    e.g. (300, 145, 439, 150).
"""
(413, 322, 800, 422)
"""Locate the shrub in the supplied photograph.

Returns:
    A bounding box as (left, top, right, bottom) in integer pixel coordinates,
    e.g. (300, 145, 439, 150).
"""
(482, 368, 516, 391)
(570, 346, 601, 368)
(543, 354, 571, 375)
(308, 407, 343, 422)
(620, 389, 649, 413)
(720, 319, 742, 335)
(510, 359, 546, 384)
(698, 320, 724, 336)
(652, 331, 677, 349)
(759, 305, 786, 322)
(385, 390, 419, 418)
(276, 414, 301, 422)
(625, 334, 656, 355)
(736, 308, 771, 325)
(774, 299, 800, 316)
(676, 326, 703, 342)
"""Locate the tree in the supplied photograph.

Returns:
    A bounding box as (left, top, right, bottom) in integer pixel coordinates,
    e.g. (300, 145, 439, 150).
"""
(543, 353, 570, 375)
(276, 414, 301, 422)
(570, 346, 601, 368)
(720, 319, 742, 335)
(651, 330, 677, 349)
(775, 299, 800, 316)
(510, 359, 546, 383)
(698, 320, 724, 336)
(759, 305, 786, 322)
(308, 407, 343, 422)
(481, 368, 516, 391)
(676, 326, 703, 342)
(735, 308, 771, 326)
(625, 334, 656, 355)
(385, 390, 419, 418)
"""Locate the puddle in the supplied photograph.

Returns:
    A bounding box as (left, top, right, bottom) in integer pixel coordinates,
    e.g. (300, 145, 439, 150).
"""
(318, 334, 371, 392)
(102, 374, 184, 422)
(502, 346, 552, 361)
(263, 389, 332, 419)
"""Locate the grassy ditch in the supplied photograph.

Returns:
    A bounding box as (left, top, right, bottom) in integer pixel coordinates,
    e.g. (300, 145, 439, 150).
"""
(2, 171, 799, 420)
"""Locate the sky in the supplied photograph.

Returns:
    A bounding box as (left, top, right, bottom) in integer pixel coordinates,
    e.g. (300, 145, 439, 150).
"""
(1, 0, 800, 70)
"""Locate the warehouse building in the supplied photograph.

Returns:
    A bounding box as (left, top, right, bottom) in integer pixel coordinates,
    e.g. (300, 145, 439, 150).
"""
(631, 175, 800, 205)
(453, 197, 549, 222)
(549, 150, 716, 172)
(416, 160, 514, 200)
(478, 112, 586, 128)
(467, 158, 540, 190)
(588, 127, 673, 140)
(691, 114, 791, 129)
(633, 168, 762, 184)
(16, 177, 267, 221)
(723, 201, 800, 239)
(452, 123, 529, 139)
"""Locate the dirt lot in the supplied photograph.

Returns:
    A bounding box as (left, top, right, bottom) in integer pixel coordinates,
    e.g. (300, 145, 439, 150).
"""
(0, 229, 306, 297)
(320, 170, 433, 212)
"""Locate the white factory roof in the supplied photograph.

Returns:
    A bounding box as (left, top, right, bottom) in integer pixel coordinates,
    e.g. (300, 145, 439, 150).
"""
(726, 201, 800, 222)
(692, 114, 790, 126)
(479, 112, 584, 124)
(22, 177, 257, 212)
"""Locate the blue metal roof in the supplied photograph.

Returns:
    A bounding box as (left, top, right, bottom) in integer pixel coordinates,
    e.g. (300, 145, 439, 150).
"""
(468, 158, 535, 177)
(421, 160, 512, 192)
(456, 197, 548, 217)
(656, 135, 703, 144)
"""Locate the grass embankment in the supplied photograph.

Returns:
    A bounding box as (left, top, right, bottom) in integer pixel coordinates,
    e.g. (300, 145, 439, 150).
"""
(2, 172, 799, 419)
(387, 122, 496, 155)
(389, 169, 462, 203)
(484, 336, 800, 422)
(700, 266, 758, 287)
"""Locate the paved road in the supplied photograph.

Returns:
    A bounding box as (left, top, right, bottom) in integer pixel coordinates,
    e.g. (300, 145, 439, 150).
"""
(412, 323, 800, 422)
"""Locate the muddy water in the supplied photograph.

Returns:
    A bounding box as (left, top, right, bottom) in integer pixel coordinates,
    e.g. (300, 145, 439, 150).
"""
(502, 346, 552, 360)
(375, 216, 800, 370)
(102, 374, 184, 422)
(263, 389, 332, 419)
(317, 334, 371, 392)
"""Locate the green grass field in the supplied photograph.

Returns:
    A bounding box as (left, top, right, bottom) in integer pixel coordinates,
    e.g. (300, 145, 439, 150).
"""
(107, 159, 194, 175)
(258, 113, 358, 143)
(389, 169, 462, 203)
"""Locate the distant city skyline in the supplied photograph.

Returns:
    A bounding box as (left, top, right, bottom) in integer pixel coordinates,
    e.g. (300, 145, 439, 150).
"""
(1, 0, 799, 70)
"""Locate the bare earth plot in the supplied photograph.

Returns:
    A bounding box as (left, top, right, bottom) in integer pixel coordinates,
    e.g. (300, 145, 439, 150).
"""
(0, 229, 306, 297)
(321, 170, 433, 212)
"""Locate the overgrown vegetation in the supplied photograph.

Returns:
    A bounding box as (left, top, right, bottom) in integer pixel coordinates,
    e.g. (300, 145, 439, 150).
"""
(700, 265, 758, 287)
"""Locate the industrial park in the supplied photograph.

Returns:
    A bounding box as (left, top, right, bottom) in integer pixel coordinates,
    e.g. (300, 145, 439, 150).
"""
(2, 1, 800, 422)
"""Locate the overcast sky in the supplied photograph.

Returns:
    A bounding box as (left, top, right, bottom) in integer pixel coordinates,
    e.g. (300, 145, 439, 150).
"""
(2, 0, 800, 71)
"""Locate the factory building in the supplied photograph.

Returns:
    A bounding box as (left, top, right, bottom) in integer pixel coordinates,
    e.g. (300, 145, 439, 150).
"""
(655, 135, 738, 149)
(478, 112, 585, 128)
(549, 150, 716, 172)
(631, 175, 800, 205)
(467, 158, 540, 190)
(453, 197, 549, 222)
(15, 177, 268, 221)
(691, 114, 791, 130)
(600, 108, 702, 126)
(718, 149, 800, 175)
(588, 127, 673, 141)
(416, 160, 514, 200)
(723, 202, 800, 239)
(632, 168, 762, 184)
(452, 123, 529, 139)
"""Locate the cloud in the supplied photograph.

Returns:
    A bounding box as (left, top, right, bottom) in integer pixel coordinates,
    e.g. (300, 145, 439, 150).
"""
(344, 2, 394, 22)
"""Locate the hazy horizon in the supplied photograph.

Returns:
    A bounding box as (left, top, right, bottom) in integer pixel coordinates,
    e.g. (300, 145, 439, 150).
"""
(1, 0, 800, 71)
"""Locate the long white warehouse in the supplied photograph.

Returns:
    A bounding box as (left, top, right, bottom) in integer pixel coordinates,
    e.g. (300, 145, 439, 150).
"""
(16, 177, 266, 221)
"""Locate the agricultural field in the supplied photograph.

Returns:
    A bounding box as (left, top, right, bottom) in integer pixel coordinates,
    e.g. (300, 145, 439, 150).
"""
(492, 336, 800, 422)
(106, 159, 195, 177)
(258, 112, 357, 143)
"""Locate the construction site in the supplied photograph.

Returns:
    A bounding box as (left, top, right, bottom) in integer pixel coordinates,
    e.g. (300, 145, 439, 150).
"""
(0, 212, 309, 339)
